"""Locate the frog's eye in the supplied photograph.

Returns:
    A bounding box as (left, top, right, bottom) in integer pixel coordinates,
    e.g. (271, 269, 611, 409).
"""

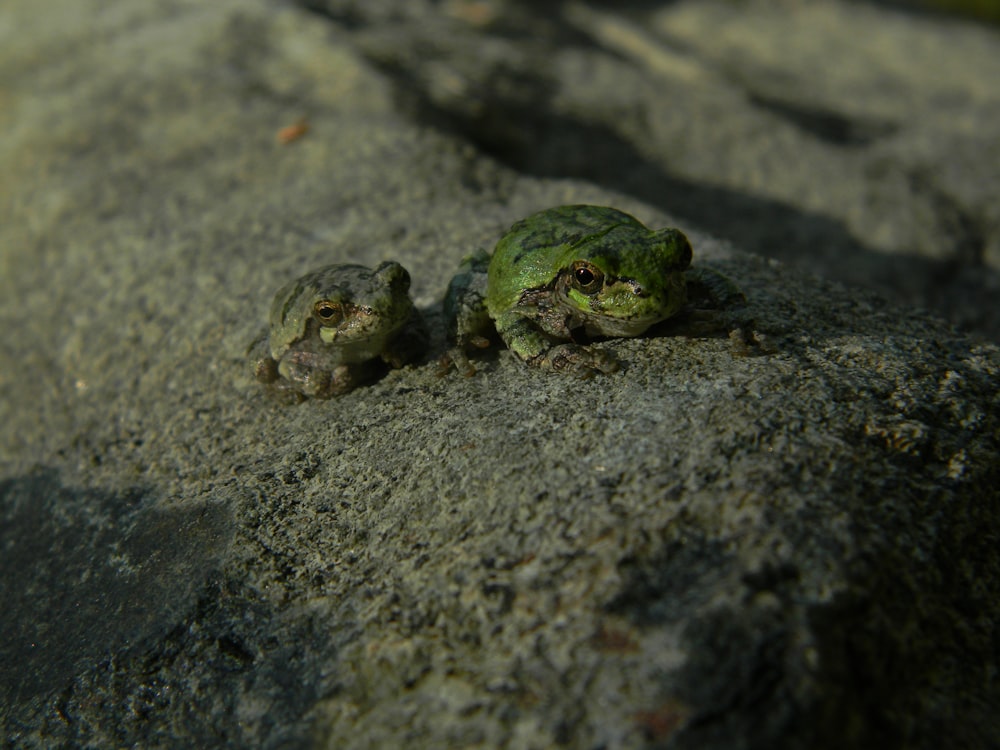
(569, 262, 604, 295)
(314, 300, 343, 325)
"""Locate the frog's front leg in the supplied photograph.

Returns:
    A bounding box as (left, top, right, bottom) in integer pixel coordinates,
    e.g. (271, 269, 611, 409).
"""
(281, 353, 373, 398)
(493, 311, 619, 375)
(248, 338, 334, 401)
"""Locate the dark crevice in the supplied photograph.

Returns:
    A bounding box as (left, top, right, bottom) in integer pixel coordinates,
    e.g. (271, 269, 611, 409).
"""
(851, 0, 1000, 25)
(294, 1, 377, 29)
(674, 617, 795, 750)
(748, 92, 899, 147)
(605, 537, 732, 625)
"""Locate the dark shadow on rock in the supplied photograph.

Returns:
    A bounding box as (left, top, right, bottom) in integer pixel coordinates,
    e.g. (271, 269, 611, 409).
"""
(604, 480, 1000, 750)
(0, 469, 340, 746)
(0, 469, 232, 709)
(747, 92, 899, 147)
(605, 536, 736, 625)
(45, 571, 340, 747)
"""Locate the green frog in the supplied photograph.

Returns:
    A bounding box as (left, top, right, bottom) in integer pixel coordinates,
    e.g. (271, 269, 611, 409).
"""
(445, 205, 749, 375)
(249, 261, 428, 399)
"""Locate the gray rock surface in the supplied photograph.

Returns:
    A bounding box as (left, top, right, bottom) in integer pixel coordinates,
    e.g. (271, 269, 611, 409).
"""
(1, 1, 998, 748)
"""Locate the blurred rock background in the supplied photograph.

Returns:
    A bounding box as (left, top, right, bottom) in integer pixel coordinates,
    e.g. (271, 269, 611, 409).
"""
(292, 0, 1000, 340)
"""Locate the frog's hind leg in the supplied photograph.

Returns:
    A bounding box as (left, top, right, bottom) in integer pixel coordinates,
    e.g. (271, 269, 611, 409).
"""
(442, 248, 494, 375)
(684, 267, 769, 355)
(685, 266, 747, 310)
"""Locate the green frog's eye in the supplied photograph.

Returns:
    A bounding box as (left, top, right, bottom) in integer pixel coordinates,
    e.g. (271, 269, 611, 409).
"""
(314, 300, 343, 325)
(570, 262, 604, 295)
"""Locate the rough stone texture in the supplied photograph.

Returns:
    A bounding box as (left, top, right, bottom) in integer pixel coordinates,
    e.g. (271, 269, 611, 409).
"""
(1, 1, 998, 749)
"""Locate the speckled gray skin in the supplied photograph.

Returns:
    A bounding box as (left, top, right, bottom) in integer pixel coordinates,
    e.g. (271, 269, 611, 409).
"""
(2, 1, 999, 749)
(249, 261, 427, 399)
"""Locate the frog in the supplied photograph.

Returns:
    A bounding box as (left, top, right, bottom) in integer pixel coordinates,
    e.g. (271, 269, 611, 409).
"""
(249, 261, 428, 399)
(444, 204, 751, 375)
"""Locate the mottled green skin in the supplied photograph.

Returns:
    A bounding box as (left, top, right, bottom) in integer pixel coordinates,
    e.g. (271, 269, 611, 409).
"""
(448, 205, 713, 374)
(249, 261, 427, 399)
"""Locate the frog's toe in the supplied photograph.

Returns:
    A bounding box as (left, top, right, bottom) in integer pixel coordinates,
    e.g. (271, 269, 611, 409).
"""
(468, 334, 492, 349)
(583, 349, 621, 375)
(438, 349, 478, 378)
(381, 351, 406, 370)
(269, 383, 308, 404)
(302, 370, 337, 399)
(541, 344, 620, 375)
(729, 324, 776, 357)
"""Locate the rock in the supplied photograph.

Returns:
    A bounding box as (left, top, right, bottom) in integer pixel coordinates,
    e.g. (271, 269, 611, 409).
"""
(315, 0, 1000, 340)
(1, 1, 998, 748)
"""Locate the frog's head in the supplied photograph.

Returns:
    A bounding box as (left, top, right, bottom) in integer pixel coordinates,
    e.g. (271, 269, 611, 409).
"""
(556, 227, 692, 337)
(268, 261, 412, 358)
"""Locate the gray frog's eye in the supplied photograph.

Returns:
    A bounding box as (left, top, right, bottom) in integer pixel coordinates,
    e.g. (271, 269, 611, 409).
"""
(569, 261, 604, 295)
(314, 300, 344, 326)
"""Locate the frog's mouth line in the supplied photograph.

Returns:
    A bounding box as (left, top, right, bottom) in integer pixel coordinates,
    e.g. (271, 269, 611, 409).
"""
(316, 315, 411, 346)
(581, 312, 662, 338)
(318, 322, 379, 344)
(560, 281, 673, 336)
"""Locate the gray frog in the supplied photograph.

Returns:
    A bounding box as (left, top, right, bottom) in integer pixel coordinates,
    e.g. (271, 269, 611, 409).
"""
(249, 261, 428, 399)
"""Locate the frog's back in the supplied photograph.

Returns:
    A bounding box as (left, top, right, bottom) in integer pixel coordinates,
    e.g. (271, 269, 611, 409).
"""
(487, 205, 642, 311)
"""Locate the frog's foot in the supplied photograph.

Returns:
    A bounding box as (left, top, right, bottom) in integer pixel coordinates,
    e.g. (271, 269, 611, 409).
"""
(439, 333, 493, 377)
(248, 335, 317, 399)
(278, 360, 371, 399)
(727, 319, 775, 357)
(681, 267, 774, 354)
(263, 375, 336, 401)
(695, 300, 772, 357)
(267, 382, 308, 404)
(438, 348, 475, 378)
(252, 355, 279, 384)
(685, 266, 747, 310)
(531, 343, 620, 375)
